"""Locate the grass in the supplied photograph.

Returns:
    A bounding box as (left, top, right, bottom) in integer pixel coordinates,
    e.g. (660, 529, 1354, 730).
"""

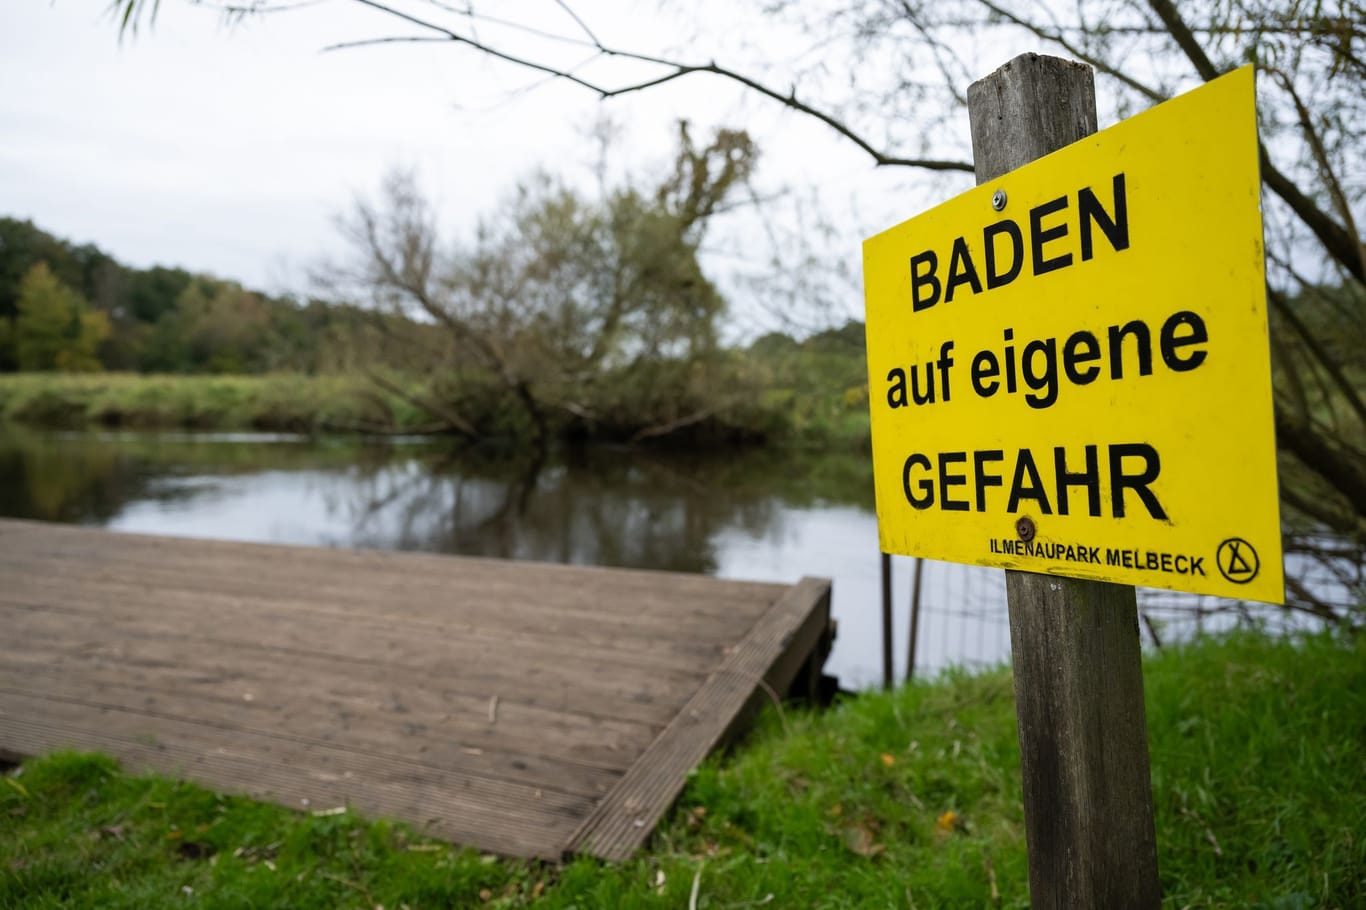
(2, 632, 1363, 909)
(0, 373, 429, 435)
(0, 370, 875, 450)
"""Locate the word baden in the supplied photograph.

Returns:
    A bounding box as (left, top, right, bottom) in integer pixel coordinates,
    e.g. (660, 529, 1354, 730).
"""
(909, 174, 1128, 311)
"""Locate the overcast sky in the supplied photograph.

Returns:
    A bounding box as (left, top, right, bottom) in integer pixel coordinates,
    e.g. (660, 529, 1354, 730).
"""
(1, 1, 981, 333)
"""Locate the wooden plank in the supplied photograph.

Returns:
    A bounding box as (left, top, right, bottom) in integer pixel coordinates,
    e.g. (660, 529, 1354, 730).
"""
(722, 576, 834, 742)
(0, 519, 784, 611)
(0, 573, 737, 677)
(0, 606, 685, 728)
(0, 549, 770, 642)
(0, 603, 671, 746)
(0, 691, 589, 859)
(0, 599, 668, 761)
(968, 53, 1160, 908)
(0, 518, 836, 860)
(0, 658, 632, 795)
(567, 577, 832, 861)
(0, 594, 710, 720)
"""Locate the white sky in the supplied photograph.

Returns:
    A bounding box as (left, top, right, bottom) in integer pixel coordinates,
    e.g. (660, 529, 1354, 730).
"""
(1, 1, 980, 333)
(3, 1, 712, 282)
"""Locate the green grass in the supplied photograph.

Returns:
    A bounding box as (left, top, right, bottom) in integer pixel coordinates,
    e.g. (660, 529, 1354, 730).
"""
(2, 632, 1363, 909)
(0, 370, 865, 448)
(0, 373, 431, 435)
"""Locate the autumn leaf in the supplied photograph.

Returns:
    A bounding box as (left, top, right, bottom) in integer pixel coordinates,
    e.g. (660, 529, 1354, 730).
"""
(842, 819, 886, 858)
(937, 810, 966, 835)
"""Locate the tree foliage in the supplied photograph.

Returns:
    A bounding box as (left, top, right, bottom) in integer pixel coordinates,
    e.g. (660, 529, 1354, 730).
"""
(330, 125, 759, 445)
(0, 217, 382, 376)
(12, 263, 109, 372)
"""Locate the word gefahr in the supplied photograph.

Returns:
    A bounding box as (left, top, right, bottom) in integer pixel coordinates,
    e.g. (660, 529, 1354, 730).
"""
(902, 442, 1167, 519)
(909, 173, 1129, 312)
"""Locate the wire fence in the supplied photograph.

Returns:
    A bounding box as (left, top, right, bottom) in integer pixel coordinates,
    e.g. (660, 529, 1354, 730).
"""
(899, 531, 1363, 679)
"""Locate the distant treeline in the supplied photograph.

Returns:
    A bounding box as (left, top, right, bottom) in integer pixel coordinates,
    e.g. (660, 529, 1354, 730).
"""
(0, 217, 379, 375)
(0, 214, 880, 448)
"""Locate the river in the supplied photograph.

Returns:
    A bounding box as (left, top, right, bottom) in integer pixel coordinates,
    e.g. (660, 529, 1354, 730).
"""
(0, 425, 1343, 688)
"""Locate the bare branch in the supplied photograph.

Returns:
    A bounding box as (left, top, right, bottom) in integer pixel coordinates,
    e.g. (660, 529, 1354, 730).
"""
(323, 35, 457, 53)
(400, 0, 601, 49)
(1145, 0, 1221, 80)
(335, 0, 972, 172)
(1280, 484, 1357, 539)
(552, 0, 600, 47)
(1276, 409, 1366, 519)
(973, 0, 1166, 101)
(898, 1, 972, 106)
(362, 367, 479, 437)
(1267, 285, 1366, 427)
(629, 401, 730, 443)
(1145, 0, 1364, 283)
(1270, 68, 1366, 282)
(594, 59, 971, 171)
(345, 0, 608, 93)
(1262, 152, 1366, 285)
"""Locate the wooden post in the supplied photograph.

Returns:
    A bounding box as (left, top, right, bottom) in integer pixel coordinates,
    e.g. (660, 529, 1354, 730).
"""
(905, 557, 923, 682)
(880, 551, 894, 689)
(966, 54, 1160, 909)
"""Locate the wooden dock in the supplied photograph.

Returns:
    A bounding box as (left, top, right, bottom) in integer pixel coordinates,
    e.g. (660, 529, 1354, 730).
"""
(0, 518, 832, 861)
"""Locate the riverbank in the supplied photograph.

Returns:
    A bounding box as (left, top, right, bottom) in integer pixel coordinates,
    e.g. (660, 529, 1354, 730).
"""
(0, 372, 874, 450)
(0, 373, 411, 435)
(3, 632, 1361, 908)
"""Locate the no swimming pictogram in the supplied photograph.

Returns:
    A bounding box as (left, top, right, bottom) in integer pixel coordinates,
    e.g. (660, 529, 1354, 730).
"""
(1216, 537, 1260, 584)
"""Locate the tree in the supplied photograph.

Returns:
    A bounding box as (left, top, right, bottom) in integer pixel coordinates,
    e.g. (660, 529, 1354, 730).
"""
(122, 265, 194, 324)
(108, 1, 1364, 563)
(176, 279, 273, 373)
(136, 277, 275, 373)
(328, 124, 758, 446)
(1, 218, 110, 370)
(0, 218, 182, 371)
(13, 262, 109, 372)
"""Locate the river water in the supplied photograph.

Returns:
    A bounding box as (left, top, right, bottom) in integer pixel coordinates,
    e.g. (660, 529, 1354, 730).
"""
(0, 425, 1344, 688)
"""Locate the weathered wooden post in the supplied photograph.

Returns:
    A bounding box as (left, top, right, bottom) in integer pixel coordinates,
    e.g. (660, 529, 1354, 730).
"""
(966, 54, 1160, 908)
(862, 52, 1281, 908)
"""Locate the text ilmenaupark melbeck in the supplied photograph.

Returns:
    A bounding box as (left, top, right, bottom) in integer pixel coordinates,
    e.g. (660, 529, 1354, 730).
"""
(861, 66, 1284, 603)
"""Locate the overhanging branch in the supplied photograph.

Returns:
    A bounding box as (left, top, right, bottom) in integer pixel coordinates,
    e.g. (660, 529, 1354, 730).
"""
(1147, 0, 1364, 284)
(340, 0, 972, 173)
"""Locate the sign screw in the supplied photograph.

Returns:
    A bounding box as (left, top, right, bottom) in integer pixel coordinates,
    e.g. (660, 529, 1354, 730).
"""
(991, 189, 1007, 211)
(1015, 516, 1036, 542)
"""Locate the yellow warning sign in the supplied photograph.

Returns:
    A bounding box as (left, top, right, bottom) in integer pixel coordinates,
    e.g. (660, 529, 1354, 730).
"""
(862, 66, 1283, 603)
